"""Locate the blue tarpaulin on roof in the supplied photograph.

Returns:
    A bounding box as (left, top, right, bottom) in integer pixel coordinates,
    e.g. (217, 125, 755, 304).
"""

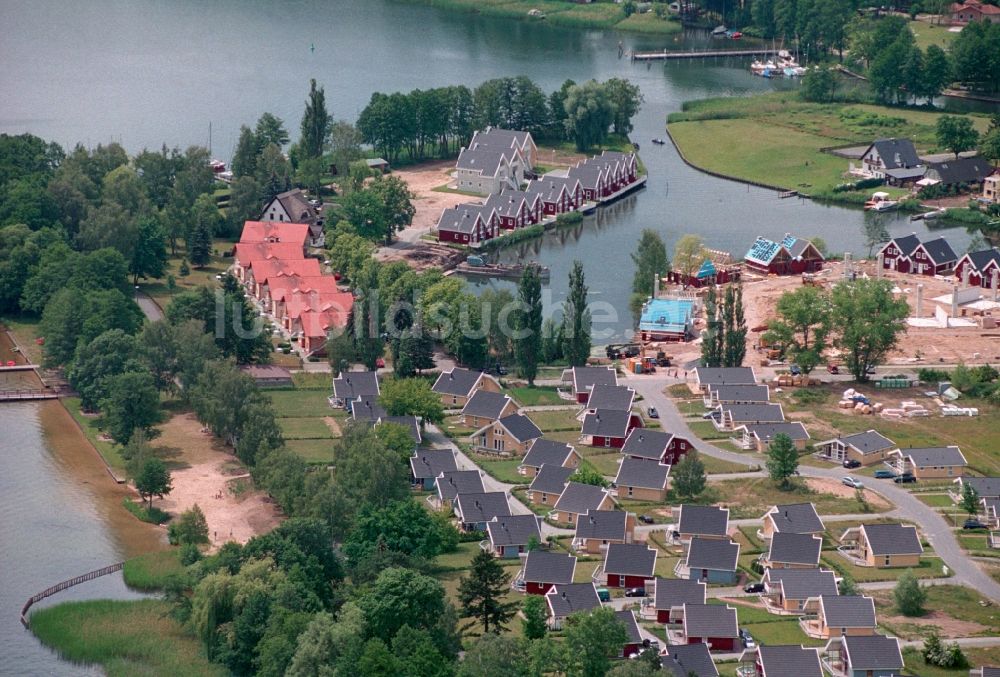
(639, 299, 694, 334)
(696, 259, 716, 279)
(746, 236, 780, 265)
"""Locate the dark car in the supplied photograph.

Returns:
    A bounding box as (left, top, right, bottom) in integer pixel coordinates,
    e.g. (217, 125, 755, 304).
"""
(964, 519, 987, 530)
(843, 459, 862, 469)
(647, 407, 659, 419)
(744, 582, 765, 593)
(873, 469, 895, 479)
(624, 587, 646, 598)
(789, 364, 802, 376)
(493, 363, 507, 376)
(638, 514, 655, 525)
(894, 473, 916, 484)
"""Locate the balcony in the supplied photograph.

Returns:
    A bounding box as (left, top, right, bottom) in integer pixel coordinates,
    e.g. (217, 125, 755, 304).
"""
(798, 614, 825, 639)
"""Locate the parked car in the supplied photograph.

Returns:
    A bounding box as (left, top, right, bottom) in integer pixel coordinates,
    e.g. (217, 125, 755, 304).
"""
(843, 459, 862, 469)
(964, 519, 987, 530)
(375, 357, 385, 369)
(893, 473, 916, 484)
(493, 363, 507, 376)
(596, 588, 611, 602)
(873, 469, 895, 479)
(842, 476, 864, 489)
(789, 364, 802, 376)
(625, 587, 646, 598)
(744, 582, 765, 593)
(739, 628, 756, 649)
(647, 407, 659, 419)
(638, 514, 655, 525)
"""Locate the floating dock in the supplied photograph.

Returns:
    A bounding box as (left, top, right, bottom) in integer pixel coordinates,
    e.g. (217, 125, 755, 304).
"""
(632, 48, 779, 61)
(453, 263, 551, 280)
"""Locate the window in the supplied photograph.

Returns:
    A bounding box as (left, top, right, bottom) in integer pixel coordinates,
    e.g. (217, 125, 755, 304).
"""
(541, 494, 547, 504)
(627, 486, 634, 497)
(604, 437, 612, 448)
(451, 396, 457, 405)
(885, 556, 891, 566)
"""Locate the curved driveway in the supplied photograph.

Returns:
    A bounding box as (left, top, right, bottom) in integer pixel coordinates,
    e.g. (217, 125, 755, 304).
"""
(623, 371, 1000, 603)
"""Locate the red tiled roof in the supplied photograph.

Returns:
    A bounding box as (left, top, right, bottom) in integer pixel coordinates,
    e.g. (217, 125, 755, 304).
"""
(234, 242, 305, 266)
(239, 220, 310, 247)
(250, 258, 322, 285)
(268, 276, 344, 301)
(299, 309, 349, 338)
(284, 292, 355, 320)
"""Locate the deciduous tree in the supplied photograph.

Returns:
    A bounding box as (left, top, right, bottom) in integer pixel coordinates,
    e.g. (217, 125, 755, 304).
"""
(961, 481, 980, 517)
(936, 115, 979, 159)
(563, 80, 615, 151)
(831, 278, 909, 382)
(672, 451, 706, 500)
(894, 568, 926, 616)
(521, 595, 548, 640)
(563, 607, 628, 677)
(379, 377, 444, 424)
(763, 286, 831, 374)
(515, 264, 543, 385)
(101, 371, 161, 445)
(135, 457, 172, 509)
(630, 229, 669, 321)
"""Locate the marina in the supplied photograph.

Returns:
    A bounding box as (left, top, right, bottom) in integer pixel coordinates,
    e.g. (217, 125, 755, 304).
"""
(631, 47, 780, 61)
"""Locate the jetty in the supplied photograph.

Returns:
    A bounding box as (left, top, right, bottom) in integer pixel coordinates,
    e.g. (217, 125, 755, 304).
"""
(632, 48, 779, 61)
(0, 388, 61, 402)
(452, 262, 551, 280)
(21, 562, 124, 627)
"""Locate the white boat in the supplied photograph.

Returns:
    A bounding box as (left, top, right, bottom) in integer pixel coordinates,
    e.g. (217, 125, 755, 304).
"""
(864, 191, 898, 211)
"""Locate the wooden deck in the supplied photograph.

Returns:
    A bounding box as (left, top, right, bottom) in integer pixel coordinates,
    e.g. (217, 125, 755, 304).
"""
(21, 562, 125, 627)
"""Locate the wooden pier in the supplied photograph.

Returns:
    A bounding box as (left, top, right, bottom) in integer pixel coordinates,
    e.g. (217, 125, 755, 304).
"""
(0, 363, 40, 372)
(0, 389, 61, 402)
(632, 48, 779, 61)
(20, 562, 124, 627)
(453, 262, 551, 280)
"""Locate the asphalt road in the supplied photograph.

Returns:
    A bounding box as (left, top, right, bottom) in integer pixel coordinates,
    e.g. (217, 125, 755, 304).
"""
(622, 371, 1000, 603)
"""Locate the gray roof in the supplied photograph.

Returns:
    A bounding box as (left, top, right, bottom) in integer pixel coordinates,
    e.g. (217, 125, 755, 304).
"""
(767, 533, 822, 566)
(764, 568, 838, 600)
(333, 370, 380, 399)
(483, 191, 527, 218)
(409, 449, 457, 480)
(615, 610, 643, 644)
(694, 367, 756, 386)
(554, 482, 610, 515)
(456, 145, 512, 176)
(884, 166, 927, 180)
(274, 188, 319, 225)
(861, 523, 923, 556)
(522, 439, 575, 469)
(351, 397, 386, 421)
(462, 390, 513, 420)
(662, 643, 719, 677)
(678, 505, 729, 538)
(432, 368, 485, 397)
(585, 385, 635, 411)
(614, 457, 670, 490)
(604, 543, 657, 577)
(497, 413, 542, 443)
(926, 156, 994, 185)
(917, 236, 958, 265)
(867, 138, 920, 169)
(546, 583, 601, 618)
(569, 366, 617, 391)
(377, 415, 421, 445)
(654, 577, 707, 610)
(567, 163, 606, 190)
(685, 537, 739, 572)
(837, 430, 896, 455)
(819, 595, 876, 628)
(455, 492, 512, 524)
(486, 514, 540, 547)
(683, 604, 739, 638)
(529, 464, 575, 495)
(709, 384, 770, 403)
(961, 477, 1000, 498)
(436, 205, 487, 234)
(471, 127, 532, 152)
(581, 409, 632, 438)
(842, 635, 904, 672)
(745, 422, 810, 443)
(621, 429, 676, 460)
(717, 403, 785, 424)
(757, 645, 822, 677)
(574, 510, 629, 542)
(523, 550, 576, 585)
(901, 445, 967, 467)
(436, 470, 485, 501)
(887, 233, 921, 258)
(964, 248, 1000, 273)
(766, 503, 824, 534)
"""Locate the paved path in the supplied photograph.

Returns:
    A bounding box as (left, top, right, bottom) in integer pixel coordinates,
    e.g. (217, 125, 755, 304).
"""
(622, 371, 1000, 603)
(135, 290, 163, 322)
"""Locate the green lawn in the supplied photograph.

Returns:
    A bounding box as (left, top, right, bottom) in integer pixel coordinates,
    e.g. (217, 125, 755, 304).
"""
(743, 619, 824, 647)
(122, 550, 185, 591)
(910, 17, 960, 51)
(267, 389, 335, 418)
(30, 599, 224, 677)
(701, 454, 759, 474)
(475, 457, 525, 485)
(917, 493, 956, 508)
(506, 386, 565, 406)
(904, 647, 1000, 677)
(278, 416, 334, 440)
(676, 400, 708, 417)
(820, 554, 949, 583)
(432, 541, 482, 570)
(285, 438, 333, 464)
(544, 430, 584, 445)
(527, 408, 581, 432)
(687, 421, 729, 440)
(291, 372, 332, 389)
(62, 397, 127, 472)
(581, 451, 622, 477)
(875, 585, 1000, 638)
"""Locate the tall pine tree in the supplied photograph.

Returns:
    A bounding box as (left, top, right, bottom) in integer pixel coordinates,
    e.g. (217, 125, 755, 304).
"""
(515, 264, 543, 385)
(562, 260, 591, 366)
(458, 550, 517, 634)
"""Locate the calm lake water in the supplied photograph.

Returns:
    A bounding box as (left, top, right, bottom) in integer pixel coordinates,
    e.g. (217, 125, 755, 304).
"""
(0, 2, 986, 669)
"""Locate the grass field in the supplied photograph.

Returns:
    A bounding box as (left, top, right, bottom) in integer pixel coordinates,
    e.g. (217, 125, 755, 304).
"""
(30, 599, 224, 677)
(917, 493, 955, 508)
(910, 17, 960, 51)
(285, 438, 334, 464)
(527, 408, 581, 432)
(278, 416, 335, 440)
(821, 553, 948, 582)
(667, 94, 991, 197)
(687, 421, 729, 440)
(62, 397, 127, 472)
(506, 385, 565, 406)
(874, 585, 1000, 638)
(701, 454, 760, 474)
(475, 456, 525, 484)
(122, 550, 185, 590)
(903, 646, 1000, 677)
(710, 477, 882, 520)
(267, 389, 336, 418)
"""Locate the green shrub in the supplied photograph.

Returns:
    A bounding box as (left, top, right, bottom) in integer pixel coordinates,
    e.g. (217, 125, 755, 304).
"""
(179, 542, 202, 566)
(122, 498, 169, 524)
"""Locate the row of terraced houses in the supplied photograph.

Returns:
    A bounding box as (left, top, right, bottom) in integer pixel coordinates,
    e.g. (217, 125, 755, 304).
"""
(436, 127, 642, 246)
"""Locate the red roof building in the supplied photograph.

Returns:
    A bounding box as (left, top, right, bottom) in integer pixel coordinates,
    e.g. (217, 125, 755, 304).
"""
(239, 220, 311, 248)
(282, 292, 355, 335)
(950, 0, 1000, 24)
(246, 258, 323, 299)
(233, 242, 307, 282)
(299, 310, 349, 356)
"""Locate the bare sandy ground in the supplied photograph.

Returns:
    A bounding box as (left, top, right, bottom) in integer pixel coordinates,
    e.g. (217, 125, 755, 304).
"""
(394, 160, 470, 233)
(805, 476, 891, 511)
(151, 413, 281, 550)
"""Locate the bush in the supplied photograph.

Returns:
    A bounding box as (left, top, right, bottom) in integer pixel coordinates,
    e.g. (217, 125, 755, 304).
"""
(555, 211, 584, 227)
(179, 542, 202, 566)
(167, 505, 209, 545)
(918, 368, 950, 383)
(923, 631, 968, 668)
(894, 569, 926, 616)
(122, 498, 170, 525)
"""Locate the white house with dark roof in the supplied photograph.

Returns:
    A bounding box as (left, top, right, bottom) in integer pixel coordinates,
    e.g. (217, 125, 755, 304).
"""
(761, 503, 824, 539)
(601, 543, 657, 589)
(518, 439, 581, 478)
(839, 523, 923, 568)
(409, 449, 458, 491)
(461, 390, 517, 428)
(551, 482, 615, 525)
(584, 384, 636, 412)
(678, 537, 740, 584)
(469, 127, 537, 168)
(817, 430, 897, 466)
(435, 469, 485, 509)
(652, 577, 707, 624)
(519, 550, 576, 595)
(350, 397, 386, 422)
(739, 644, 823, 677)
(455, 143, 525, 196)
(454, 491, 512, 532)
(801, 595, 877, 639)
(431, 367, 501, 407)
(711, 403, 785, 431)
(761, 532, 822, 569)
(621, 428, 692, 465)
(853, 138, 922, 179)
(527, 464, 574, 506)
(614, 457, 670, 502)
(739, 422, 811, 453)
(485, 514, 541, 559)
(676, 504, 730, 541)
(888, 445, 967, 480)
(261, 188, 324, 245)
(822, 634, 904, 677)
(572, 509, 635, 554)
(763, 568, 838, 614)
(545, 582, 601, 629)
(563, 365, 618, 403)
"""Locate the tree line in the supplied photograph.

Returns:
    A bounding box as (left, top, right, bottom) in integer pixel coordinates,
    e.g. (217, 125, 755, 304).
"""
(357, 75, 643, 162)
